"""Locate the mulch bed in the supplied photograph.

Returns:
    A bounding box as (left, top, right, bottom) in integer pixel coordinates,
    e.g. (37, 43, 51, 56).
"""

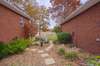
(48, 44, 90, 66)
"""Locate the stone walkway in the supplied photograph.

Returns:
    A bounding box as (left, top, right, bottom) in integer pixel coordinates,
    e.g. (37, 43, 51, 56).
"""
(45, 41, 54, 51)
(39, 42, 56, 65)
(0, 42, 56, 66)
(26, 42, 56, 66)
(38, 49, 56, 65)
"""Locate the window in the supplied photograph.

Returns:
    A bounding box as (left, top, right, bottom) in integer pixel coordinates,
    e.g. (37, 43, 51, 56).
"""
(19, 17, 24, 28)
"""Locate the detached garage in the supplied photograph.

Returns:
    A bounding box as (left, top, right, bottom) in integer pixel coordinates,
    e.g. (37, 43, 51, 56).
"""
(61, 0, 100, 54)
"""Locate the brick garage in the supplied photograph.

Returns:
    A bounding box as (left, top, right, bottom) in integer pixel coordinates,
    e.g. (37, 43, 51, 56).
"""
(61, 0, 100, 54)
(0, 1, 37, 42)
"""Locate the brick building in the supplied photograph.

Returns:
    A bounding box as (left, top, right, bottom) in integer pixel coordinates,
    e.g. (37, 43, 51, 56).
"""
(0, 0, 37, 42)
(61, 0, 100, 54)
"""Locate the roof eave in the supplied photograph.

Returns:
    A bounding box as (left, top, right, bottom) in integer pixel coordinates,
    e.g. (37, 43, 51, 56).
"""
(0, 0, 31, 19)
(60, 0, 100, 25)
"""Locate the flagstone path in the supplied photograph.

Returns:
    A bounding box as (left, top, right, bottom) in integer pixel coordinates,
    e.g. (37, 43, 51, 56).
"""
(37, 41, 56, 65)
(0, 42, 57, 66)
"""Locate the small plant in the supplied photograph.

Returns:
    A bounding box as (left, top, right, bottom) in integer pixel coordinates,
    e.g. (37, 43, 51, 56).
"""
(96, 56, 100, 59)
(64, 51, 78, 61)
(86, 56, 100, 66)
(11, 63, 16, 66)
(66, 63, 72, 66)
(58, 48, 65, 55)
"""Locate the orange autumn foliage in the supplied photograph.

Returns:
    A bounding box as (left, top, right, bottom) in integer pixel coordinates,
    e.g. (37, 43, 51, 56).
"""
(23, 22, 37, 38)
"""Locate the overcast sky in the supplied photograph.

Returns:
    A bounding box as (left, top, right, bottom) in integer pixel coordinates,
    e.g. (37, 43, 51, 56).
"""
(37, 0, 52, 8)
(36, 0, 88, 29)
(80, 0, 88, 4)
(37, 0, 88, 7)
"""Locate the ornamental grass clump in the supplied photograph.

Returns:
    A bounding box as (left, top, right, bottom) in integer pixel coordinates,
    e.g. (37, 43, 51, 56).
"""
(58, 48, 65, 55)
(64, 51, 78, 61)
(66, 63, 72, 66)
(58, 48, 78, 61)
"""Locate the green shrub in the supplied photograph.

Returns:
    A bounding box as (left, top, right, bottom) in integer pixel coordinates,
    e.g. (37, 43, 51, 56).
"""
(64, 51, 78, 60)
(47, 32, 72, 44)
(0, 42, 5, 51)
(57, 32, 72, 44)
(0, 42, 9, 59)
(7, 39, 28, 54)
(0, 39, 31, 59)
(58, 48, 65, 55)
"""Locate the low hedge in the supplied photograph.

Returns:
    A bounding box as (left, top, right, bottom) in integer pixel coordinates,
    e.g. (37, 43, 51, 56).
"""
(56, 32, 72, 43)
(0, 39, 31, 59)
(48, 32, 72, 44)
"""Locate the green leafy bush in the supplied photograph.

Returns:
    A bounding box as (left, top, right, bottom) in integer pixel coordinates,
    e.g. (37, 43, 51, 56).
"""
(64, 51, 78, 60)
(7, 39, 29, 54)
(0, 42, 5, 51)
(47, 32, 72, 44)
(58, 48, 65, 55)
(0, 39, 31, 59)
(57, 32, 72, 43)
(0, 42, 9, 58)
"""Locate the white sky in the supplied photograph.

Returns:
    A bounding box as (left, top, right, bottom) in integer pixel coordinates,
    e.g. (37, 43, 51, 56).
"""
(36, 0, 55, 29)
(37, 0, 52, 8)
(80, 0, 88, 4)
(36, 0, 88, 29)
(36, 0, 88, 7)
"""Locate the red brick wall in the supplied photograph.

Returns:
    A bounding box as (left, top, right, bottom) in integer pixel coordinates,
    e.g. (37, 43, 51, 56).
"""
(61, 3, 100, 54)
(0, 4, 29, 42)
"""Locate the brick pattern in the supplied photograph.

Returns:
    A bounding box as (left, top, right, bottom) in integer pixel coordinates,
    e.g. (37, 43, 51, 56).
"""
(0, 4, 37, 42)
(61, 3, 100, 54)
